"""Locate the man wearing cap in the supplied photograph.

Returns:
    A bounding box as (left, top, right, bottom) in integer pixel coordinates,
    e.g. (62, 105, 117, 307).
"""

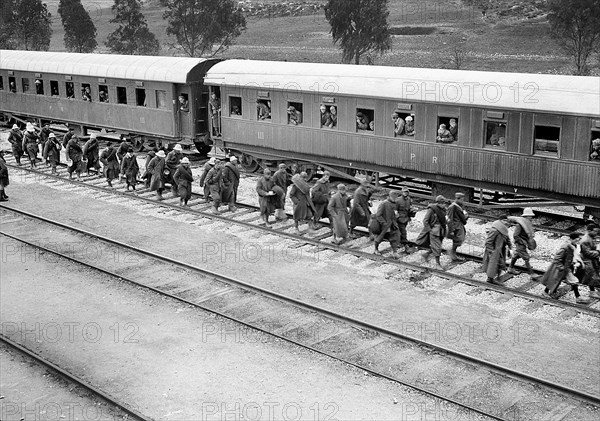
(116, 135, 132, 164)
(205, 159, 223, 213)
(507, 208, 537, 276)
(256, 169, 278, 227)
(328, 184, 351, 244)
(404, 115, 415, 136)
(100, 142, 120, 187)
(449, 118, 458, 142)
(222, 156, 240, 211)
(415, 195, 448, 269)
(143, 148, 158, 187)
(578, 224, 600, 299)
(482, 214, 512, 285)
(62, 126, 75, 148)
(287, 106, 302, 125)
(22, 123, 39, 168)
(147, 149, 167, 200)
(289, 172, 316, 232)
(392, 112, 405, 136)
(446, 192, 469, 261)
(0, 150, 9, 202)
(39, 124, 52, 163)
(7, 124, 24, 166)
(541, 232, 590, 304)
(43, 133, 61, 174)
(349, 178, 372, 236)
(272, 163, 290, 220)
(174, 157, 194, 206)
(311, 171, 331, 228)
(371, 191, 401, 258)
(65, 133, 84, 180)
(396, 186, 415, 253)
(120, 147, 139, 191)
(199, 157, 216, 202)
(83, 133, 101, 175)
(166, 144, 183, 196)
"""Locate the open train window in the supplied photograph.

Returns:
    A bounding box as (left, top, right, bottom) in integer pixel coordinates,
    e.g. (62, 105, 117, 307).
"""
(99, 85, 109, 102)
(534, 125, 560, 157)
(156, 90, 167, 109)
(484, 121, 507, 149)
(9, 76, 16, 92)
(0, 76, 4, 90)
(81, 83, 92, 101)
(319, 104, 336, 128)
(135, 88, 146, 106)
(356, 108, 374, 131)
(287, 102, 303, 125)
(50, 81, 59, 96)
(437, 117, 458, 143)
(229, 96, 242, 116)
(22, 78, 30, 93)
(65, 82, 75, 99)
(256, 99, 271, 120)
(589, 130, 600, 161)
(391, 111, 414, 137)
(117, 87, 127, 104)
(35, 79, 44, 95)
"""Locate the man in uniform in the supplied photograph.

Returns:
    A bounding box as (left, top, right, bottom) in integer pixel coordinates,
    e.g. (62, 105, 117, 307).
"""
(507, 208, 537, 276)
(199, 157, 216, 202)
(272, 163, 290, 220)
(395, 186, 414, 254)
(446, 192, 469, 261)
(222, 156, 240, 211)
(482, 215, 512, 285)
(372, 191, 401, 258)
(415, 195, 448, 270)
(256, 169, 278, 227)
(165, 144, 183, 196)
(7, 124, 24, 166)
(205, 160, 223, 214)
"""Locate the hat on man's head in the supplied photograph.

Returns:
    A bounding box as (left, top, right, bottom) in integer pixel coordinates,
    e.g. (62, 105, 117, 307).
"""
(287, 106, 295, 112)
(401, 186, 410, 192)
(337, 183, 346, 190)
(208, 157, 216, 165)
(263, 169, 271, 175)
(181, 157, 190, 164)
(26, 123, 35, 132)
(90, 133, 97, 139)
(390, 191, 401, 199)
(405, 116, 413, 121)
(174, 144, 183, 152)
(521, 208, 535, 217)
(435, 195, 446, 203)
(12, 124, 18, 130)
(49, 133, 56, 139)
(455, 192, 465, 199)
(230, 156, 238, 162)
(156, 150, 166, 158)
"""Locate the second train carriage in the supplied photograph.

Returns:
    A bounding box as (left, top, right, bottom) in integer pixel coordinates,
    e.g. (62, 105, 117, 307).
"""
(0, 50, 219, 153)
(204, 60, 600, 210)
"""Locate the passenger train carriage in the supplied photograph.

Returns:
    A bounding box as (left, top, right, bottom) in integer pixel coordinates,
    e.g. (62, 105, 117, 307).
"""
(1, 50, 599, 216)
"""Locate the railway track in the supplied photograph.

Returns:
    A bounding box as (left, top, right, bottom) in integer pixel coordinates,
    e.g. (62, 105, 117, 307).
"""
(1, 205, 598, 421)
(3, 156, 600, 316)
(0, 334, 151, 421)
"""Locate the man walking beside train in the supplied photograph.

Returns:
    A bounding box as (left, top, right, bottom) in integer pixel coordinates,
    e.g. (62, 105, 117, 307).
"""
(415, 195, 448, 270)
(222, 156, 240, 211)
(507, 208, 538, 277)
(395, 186, 415, 254)
(446, 192, 469, 262)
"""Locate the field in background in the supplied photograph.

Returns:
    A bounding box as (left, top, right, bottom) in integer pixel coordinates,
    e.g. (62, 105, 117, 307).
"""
(40, 0, 579, 74)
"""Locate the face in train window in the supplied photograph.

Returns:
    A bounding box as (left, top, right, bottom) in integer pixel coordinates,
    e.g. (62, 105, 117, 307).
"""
(287, 102, 303, 125)
(50, 81, 59, 96)
(179, 93, 189, 112)
(81, 83, 92, 101)
(229, 96, 242, 116)
(9, 77, 17, 93)
(99, 85, 109, 102)
(484, 121, 507, 149)
(590, 131, 600, 161)
(319, 104, 336, 129)
(65, 82, 75, 98)
(436, 117, 458, 143)
(534, 125, 560, 157)
(22, 78, 30, 93)
(356, 108, 374, 132)
(391, 112, 415, 137)
(256, 99, 271, 120)
(35, 79, 44, 95)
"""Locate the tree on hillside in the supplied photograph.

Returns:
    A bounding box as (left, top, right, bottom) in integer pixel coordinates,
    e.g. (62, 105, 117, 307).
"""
(106, 0, 160, 55)
(10, 0, 52, 51)
(0, 0, 16, 49)
(58, 0, 98, 53)
(161, 0, 246, 57)
(547, 0, 600, 75)
(324, 0, 392, 64)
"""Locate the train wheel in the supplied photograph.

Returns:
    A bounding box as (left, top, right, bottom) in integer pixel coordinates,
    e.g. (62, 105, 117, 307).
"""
(240, 153, 260, 173)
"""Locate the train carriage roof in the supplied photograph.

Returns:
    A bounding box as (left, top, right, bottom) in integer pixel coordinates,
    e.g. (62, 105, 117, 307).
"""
(204, 60, 600, 117)
(0, 50, 211, 84)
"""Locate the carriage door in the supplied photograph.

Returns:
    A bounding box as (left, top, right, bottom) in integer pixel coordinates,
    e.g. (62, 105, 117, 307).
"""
(177, 87, 191, 139)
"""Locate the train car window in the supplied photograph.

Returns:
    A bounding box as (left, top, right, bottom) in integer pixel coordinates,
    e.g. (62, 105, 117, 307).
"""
(319, 104, 336, 129)
(256, 99, 271, 120)
(287, 102, 303, 125)
(436, 117, 458, 143)
(99, 85, 109, 102)
(392, 111, 414, 137)
(65, 82, 75, 99)
(534, 125, 560, 156)
(35, 79, 44, 95)
(117, 87, 127, 104)
(9, 76, 17, 93)
(135, 88, 146, 106)
(0, 76, 4, 90)
(356, 108, 373, 131)
(81, 83, 92, 101)
(50, 80, 59, 96)
(230, 96, 242, 116)
(22, 78, 30, 93)
(179, 93, 189, 112)
(156, 90, 167, 109)
(484, 121, 507, 149)
(590, 131, 600, 161)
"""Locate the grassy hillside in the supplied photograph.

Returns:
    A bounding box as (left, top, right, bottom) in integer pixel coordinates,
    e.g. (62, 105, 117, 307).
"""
(41, 0, 583, 74)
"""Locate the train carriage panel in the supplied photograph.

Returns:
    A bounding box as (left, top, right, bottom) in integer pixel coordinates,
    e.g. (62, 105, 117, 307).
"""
(519, 113, 534, 155)
(506, 112, 521, 153)
(469, 108, 484, 148)
(561, 116, 578, 160)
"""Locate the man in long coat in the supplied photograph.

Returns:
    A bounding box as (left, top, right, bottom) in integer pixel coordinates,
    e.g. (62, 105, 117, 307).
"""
(395, 186, 414, 253)
(173, 157, 194, 206)
(272, 163, 290, 219)
(205, 160, 223, 214)
(0, 151, 9, 202)
(62, 127, 75, 148)
(147, 149, 167, 200)
(39, 124, 52, 164)
(328, 184, 350, 244)
(143, 148, 157, 187)
(508, 208, 537, 276)
(371, 191, 401, 258)
(100, 142, 120, 187)
(43, 133, 61, 174)
(311, 171, 331, 228)
(222, 156, 240, 211)
(65, 134, 83, 180)
(165, 144, 183, 196)
(349, 179, 372, 235)
(7, 124, 24, 166)
(256, 169, 278, 227)
(541, 232, 589, 304)
(120, 147, 139, 191)
(199, 157, 216, 202)
(116, 136, 132, 164)
(289, 172, 315, 232)
(579, 224, 600, 299)
(415, 195, 448, 270)
(446, 192, 469, 261)
(82, 133, 101, 175)
(482, 215, 512, 284)
(22, 124, 39, 168)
